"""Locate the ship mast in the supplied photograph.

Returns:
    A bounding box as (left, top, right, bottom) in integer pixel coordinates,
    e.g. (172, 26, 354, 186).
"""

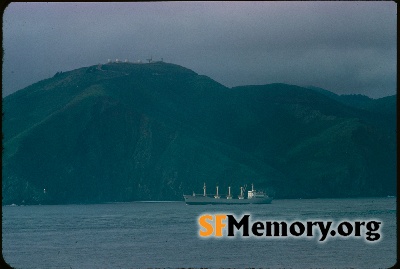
(203, 182, 206, 196)
(238, 186, 244, 199)
(227, 186, 232, 199)
(214, 185, 220, 199)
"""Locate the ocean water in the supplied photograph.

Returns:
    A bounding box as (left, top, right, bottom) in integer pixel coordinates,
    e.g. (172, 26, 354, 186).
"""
(2, 198, 396, 269)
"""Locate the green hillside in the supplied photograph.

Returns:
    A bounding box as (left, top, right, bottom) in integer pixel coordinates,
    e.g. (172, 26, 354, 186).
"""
(2, 62, 396, 204)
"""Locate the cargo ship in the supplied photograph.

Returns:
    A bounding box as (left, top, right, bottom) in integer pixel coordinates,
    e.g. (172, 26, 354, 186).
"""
(183, 183, 273, 205)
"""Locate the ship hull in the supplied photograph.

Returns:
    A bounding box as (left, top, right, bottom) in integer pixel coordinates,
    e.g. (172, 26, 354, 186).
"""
(183, 195, 272, 205)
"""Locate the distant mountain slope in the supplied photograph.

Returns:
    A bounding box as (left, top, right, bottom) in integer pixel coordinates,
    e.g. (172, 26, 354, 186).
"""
(307, 85, 396, 113)
(2, 62, 396, 204)
(306, 85, 396, 136)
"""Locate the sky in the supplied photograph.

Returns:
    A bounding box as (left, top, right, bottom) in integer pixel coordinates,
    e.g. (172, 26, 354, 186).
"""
(2, 1, 397, 98)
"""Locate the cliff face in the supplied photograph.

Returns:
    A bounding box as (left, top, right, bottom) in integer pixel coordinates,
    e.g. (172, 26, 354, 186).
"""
(2, 62, 396, 204)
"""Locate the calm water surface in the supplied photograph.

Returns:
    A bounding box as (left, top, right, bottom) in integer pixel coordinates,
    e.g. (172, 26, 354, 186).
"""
(2, 198, 396, 268)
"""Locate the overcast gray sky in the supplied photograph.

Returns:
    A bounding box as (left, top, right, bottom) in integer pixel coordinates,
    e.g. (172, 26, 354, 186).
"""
(2, 2, 397, 98)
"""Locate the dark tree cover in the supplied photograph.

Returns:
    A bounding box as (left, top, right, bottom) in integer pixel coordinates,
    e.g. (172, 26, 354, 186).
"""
(2, 62, 396, 204)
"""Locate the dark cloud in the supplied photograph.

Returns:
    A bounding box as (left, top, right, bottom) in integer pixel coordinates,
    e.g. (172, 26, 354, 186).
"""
(2, 2, 396, 98)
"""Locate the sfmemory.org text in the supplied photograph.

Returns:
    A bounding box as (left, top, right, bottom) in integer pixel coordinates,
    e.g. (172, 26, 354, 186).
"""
(198, 214, 381, 242)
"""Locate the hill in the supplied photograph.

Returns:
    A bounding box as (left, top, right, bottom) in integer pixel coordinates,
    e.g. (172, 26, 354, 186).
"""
(2, 62, 396, 204)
